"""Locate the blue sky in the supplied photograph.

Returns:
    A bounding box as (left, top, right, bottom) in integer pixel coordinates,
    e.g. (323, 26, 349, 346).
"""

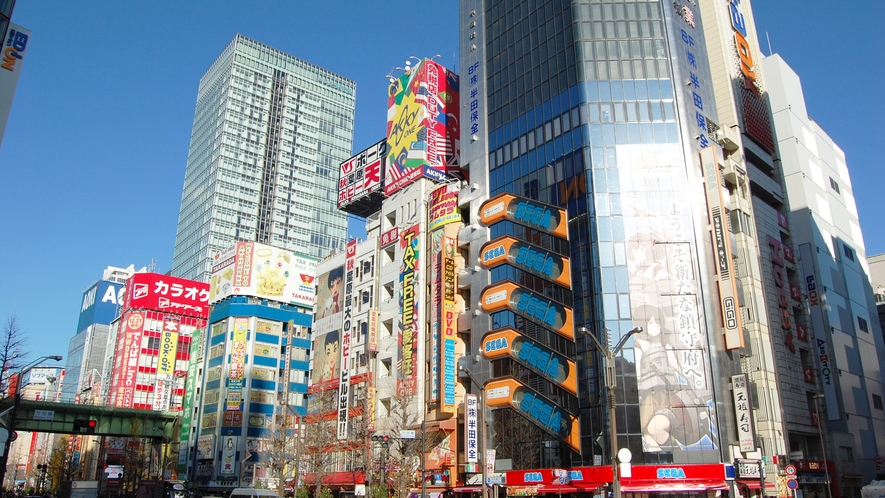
(0, 1, 880, 364)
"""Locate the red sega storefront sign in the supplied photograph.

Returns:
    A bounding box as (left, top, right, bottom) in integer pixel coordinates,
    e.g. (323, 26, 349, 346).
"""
(124, 273, 210, 318)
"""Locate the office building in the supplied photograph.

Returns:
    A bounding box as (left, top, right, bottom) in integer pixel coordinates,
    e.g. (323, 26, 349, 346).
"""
(62, 264, 145, 404)
(171, 34, 356, 282)
(456, 0, 775, 493)
(187, 242, 316, 490)
(764, 52, 885, 491)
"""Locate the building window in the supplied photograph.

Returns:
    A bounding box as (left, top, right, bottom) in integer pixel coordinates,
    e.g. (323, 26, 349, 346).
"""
(858, 317, 869, 333)
(843, 243, 855, 261)
(839, 446, 854, 462)
(873, 394, 883, 410)
(829, 177, 841, 194)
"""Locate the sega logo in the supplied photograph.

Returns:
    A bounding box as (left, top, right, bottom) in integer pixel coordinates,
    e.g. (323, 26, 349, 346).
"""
(513, 201, 555, 231)
(657, 468, 687, 479)
(485, 337, 508, 353)
(523, 472, 543, 483)
(483, 245, 506, 262)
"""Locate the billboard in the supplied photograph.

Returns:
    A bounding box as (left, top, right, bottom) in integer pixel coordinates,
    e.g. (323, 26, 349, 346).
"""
(210, 242, 318, 309)
(385, 59, 460, 196)
(428, 183, 462, 231)
(485, 377, 581, 453)
(0, 24, 30, 147)
(125, 273, 209, 319)
(78, 280, 125, 332)
(481, 328, 577, 395)
(479, 236, 572, 287)
(116, 312, 145, 409)
(441, 236, 458, 413)
(157, 317, 180, 378)
(480, 281, 574, 340)
(478, 194, 568, 239)
(337, 240, 357, 439)
(338, 139, 386, 216)
(398, 225, 421, 395)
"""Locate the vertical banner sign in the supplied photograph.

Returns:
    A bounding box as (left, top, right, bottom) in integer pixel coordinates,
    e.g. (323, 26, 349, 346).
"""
(799, 243, 840, 420)
(337, 240, 357, 439)
(441, 236, 457, 413)
(429, 231, 443, 404)
(367, 386, 377, 432)
(368, 310, 379, 352)
(398, 225, 421, 396)
(158, 317, 180, 378)
(731, 374, 755, 452)
(701, 148, 744, 349)
(228, 318, 248, 411)
(465, 394, 479, 464)
(0, 24, 31, 147)
(180, 328, 201, 468)
(769, 236, 797, 351)
(122, 312, 144, 409)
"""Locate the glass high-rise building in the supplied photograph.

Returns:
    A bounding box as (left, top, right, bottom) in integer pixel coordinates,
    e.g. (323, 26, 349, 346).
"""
(172, 34, 355, 282)
(459, 0, 773, 486)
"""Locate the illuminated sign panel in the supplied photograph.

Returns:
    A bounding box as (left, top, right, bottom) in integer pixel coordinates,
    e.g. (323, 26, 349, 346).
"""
(480, 236, 571, 287)
(479, 193, 568, 239)
(482, 328, 577, 395)
(480, 282, 574, 340)
(338, 139, 385, 216)
(125, 273, 210, 319)
(441, 236, 457, 413)
(485, 377, 580, 452)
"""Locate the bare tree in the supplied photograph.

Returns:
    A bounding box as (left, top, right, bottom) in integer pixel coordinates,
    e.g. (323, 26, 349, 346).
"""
(375, 392, 424, 498)
(0, 315, 29, 395)
(298, 387, 339, 498)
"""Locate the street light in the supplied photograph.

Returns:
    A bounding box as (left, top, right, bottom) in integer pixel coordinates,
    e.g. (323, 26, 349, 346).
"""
(0, 355, 63, 487)
(577, 326, 643, 498)
(458, 365, 488, 498)
(812, 394, 832, 498)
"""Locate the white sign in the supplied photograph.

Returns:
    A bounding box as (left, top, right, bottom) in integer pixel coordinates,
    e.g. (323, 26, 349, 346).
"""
(400, 430, 416, 439)
(465, 394, 479, 463)
(33, 410, 54, 421)
(732, 373, 756, 452)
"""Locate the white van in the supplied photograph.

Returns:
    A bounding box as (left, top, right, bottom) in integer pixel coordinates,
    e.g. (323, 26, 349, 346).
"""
(229, 489, 280, 498)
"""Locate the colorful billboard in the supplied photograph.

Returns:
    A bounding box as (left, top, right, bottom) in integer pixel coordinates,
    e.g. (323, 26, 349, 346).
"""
(485, 377, 581, 452)
(441, 236, 458, 413)
(480, 281, 574, 340)
(210, 242, 318, 309)
(337, 240, 357, 439)
(481, 328, 577, 395)
(398, 225, 421, 395)
(428, 183, 462, 231)
(125, 273, 209, 319)
(385, 59, 460, 196)
(338, 139, 386, 215)
(478, 193, 568, 239)
(0, 24, 30, 148)
(479, 236, 572, 287)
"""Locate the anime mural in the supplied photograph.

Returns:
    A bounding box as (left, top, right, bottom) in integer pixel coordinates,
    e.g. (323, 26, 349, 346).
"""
(617, 144, 719, 453)
(385, 59, 460, 196)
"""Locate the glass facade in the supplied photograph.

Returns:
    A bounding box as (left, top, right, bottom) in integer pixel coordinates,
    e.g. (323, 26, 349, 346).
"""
(475, 0, 735, 468)
(172, 35, 355, 282)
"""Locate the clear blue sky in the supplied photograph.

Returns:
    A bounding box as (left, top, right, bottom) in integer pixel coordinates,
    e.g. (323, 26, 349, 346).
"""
(0, 1, 880, 364)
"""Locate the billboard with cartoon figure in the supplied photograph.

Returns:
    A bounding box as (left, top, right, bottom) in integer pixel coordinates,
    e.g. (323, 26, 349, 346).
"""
(385, 59, 460, 196)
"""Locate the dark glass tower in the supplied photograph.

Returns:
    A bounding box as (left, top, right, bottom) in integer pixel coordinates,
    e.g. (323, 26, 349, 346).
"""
(460, 0, 749, 471)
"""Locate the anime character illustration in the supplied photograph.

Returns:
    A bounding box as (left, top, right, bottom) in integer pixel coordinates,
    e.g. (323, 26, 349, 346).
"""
(319, 266, 344, 319)
(311, 330, 340, 384)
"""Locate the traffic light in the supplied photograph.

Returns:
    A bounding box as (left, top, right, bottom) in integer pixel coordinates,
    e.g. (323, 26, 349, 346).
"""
(371, 434, 390, 448)
(73, 419, 97, 434)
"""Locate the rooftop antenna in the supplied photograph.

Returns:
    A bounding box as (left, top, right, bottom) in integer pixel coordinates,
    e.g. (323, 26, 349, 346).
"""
(766, 31, 772, 56)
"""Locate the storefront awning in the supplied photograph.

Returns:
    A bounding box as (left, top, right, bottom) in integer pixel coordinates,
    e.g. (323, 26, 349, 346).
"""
(620, 480, 729, 492)
(537, 484, 605, 493)
(453, 487, 482, 493)
(737, 480, 777, 490)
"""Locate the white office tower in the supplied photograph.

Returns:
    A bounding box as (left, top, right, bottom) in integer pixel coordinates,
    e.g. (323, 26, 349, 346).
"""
(172, 34, 356, 282)
(764, 53, 885, 487)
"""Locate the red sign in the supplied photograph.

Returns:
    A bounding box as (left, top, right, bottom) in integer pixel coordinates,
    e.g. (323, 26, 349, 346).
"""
(125, 273, 210, 318)
(380, 226, 400, 247)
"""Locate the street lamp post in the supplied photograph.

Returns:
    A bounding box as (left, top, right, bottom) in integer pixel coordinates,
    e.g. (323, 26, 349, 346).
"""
(812, 394, 832, 498)
(577, 327, 643, 498)
(0, 355, 63, 488)
(458, 366, 487, 498)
